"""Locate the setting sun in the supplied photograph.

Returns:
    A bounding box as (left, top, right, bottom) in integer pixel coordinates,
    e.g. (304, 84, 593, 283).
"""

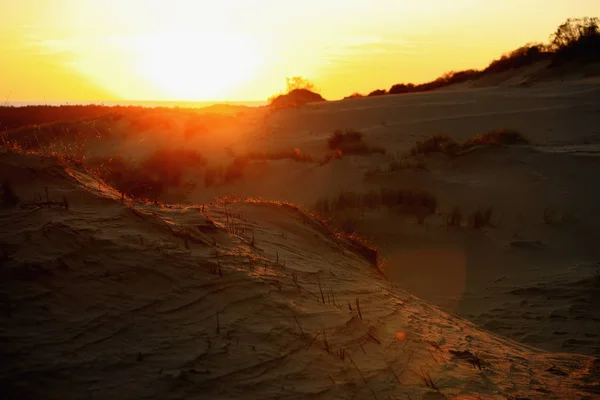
(130, 32, 263, 100)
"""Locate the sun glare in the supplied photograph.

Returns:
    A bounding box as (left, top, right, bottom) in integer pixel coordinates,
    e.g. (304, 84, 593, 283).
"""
(133, 32, 263, 100)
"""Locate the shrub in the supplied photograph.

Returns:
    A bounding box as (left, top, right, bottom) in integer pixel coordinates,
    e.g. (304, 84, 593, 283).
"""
(410, 135, 461, 156)
(96, 157, 164, 200)
(141, 149, 206, 186)
(327, 129, 385, 155)
(549, 17, 600, 63)
(484, 44, 548, 74)
(269, 89, 325, 109)
(368, 89, 387, 97)
(343, 92, 364, 100)
(409, 129, 529, 157)
(462, 129, 530, 149)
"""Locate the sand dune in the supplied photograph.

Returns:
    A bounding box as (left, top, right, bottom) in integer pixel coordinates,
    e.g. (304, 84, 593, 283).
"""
(2, 79, 600, 398)
(1, 150, 600, 400)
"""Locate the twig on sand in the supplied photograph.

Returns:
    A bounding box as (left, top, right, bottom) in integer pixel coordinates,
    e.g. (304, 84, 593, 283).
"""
(306, 329, 323, 350)
(418, 368, 440, 392)
(385, 360, 401, 384)
(348, 353, 368, 384)
(293, 316, 304, 337)
(317, 275, 325, 304)
(367, 332, 381, 345)
(323, 328, 331, 353)
(356, 297, 363, 319)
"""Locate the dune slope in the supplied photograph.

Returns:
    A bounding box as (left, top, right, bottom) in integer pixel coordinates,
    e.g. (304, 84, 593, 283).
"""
(1, 151, 599, 399)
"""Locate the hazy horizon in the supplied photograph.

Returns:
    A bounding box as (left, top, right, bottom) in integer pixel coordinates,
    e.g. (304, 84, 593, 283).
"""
(3, 99, 269, 108)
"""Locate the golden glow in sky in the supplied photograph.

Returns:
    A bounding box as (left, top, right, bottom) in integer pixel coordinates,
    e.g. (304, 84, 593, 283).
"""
(1, 0, 600, 102)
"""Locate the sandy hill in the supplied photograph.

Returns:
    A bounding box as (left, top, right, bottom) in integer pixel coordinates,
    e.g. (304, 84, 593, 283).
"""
(1, 149, 600, 399)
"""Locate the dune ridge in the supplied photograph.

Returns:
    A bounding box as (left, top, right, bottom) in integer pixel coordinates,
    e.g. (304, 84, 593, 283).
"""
(1, 150, 600, 399)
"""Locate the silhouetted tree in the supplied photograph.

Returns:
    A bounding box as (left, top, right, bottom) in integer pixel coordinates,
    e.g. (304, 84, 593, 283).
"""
(549, 17, 599, 51)
(285, 76, 315, 93)
(549, 17, 600, 63)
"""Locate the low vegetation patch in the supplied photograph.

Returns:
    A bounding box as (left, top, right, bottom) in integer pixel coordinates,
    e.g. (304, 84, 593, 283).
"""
(203, 148, 315, 187)
(314, 187, 437, 224)
(245, 148, 313, 163)
(327, 129, 385, 156)
(96, 148, 206, 200)
(446, 206, 495, 229)
(410, 135, 461, 157)
(410, 129, 529, 157)
(462, 129, 530, 148)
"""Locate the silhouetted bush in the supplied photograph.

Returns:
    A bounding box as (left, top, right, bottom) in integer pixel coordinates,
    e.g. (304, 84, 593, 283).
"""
(269, 89, 325, 109)
(327, 130, 385, 155)
(343, 92, 365, 99)
(389, 83, 416, 94)
(484, 44, 549, 74)
(550, 17, 600, 63)
(368, 89, 387, 97)
(462, 128, 530, 149)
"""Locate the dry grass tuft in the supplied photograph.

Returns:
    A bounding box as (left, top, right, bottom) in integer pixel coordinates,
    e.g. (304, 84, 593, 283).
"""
(462, 128, 530, 148)
(468, 207, 494, 229)
(314, 188, 438, 219)
(411, 135, 461, 157)
(446, 206, 463, 227)
(327, 129, 385, 156)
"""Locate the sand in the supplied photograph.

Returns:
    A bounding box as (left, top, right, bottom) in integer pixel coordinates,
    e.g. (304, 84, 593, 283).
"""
(1, 78, 600, 398)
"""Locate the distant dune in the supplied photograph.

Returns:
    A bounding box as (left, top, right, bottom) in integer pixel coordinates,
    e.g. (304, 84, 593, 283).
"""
(354, 17, 600, 99)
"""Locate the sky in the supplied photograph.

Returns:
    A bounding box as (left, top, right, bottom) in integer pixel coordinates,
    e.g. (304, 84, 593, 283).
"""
(1, 0, 599, 103)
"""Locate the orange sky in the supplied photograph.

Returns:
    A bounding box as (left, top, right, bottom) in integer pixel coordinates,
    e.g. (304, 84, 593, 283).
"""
(1, 0, 599, 102)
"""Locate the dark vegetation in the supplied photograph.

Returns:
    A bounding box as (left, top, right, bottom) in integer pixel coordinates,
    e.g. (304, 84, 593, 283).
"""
(0, 105, 116, 131)
(355, 17, 600, 98)
(446, 206, 495, 229)
(0, 105, 239, 138)
(203, 148, 315, 187)
(96, 149, 207, 200)
(327, 130, 385, 155)
(314, 188, 438, 225)
(269, 89, 325, 109)
(1, 181, 20, 206)
(268, 76, 325, 109)
(409, 129, 529, 157)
